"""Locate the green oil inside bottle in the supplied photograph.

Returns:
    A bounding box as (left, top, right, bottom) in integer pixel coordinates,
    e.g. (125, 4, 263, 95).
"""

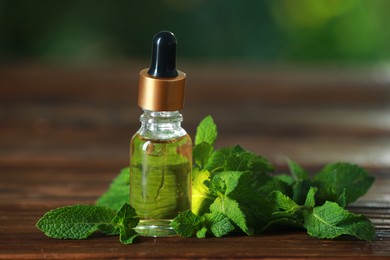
(130, 133, 192, 237)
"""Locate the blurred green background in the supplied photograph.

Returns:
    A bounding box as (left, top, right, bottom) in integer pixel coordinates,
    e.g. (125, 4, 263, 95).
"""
(1, 0, 389, 65)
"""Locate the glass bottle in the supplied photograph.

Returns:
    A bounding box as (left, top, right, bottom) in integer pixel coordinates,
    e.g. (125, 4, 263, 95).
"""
(130, 110, 192, 237)
(130, 31, 192, 237)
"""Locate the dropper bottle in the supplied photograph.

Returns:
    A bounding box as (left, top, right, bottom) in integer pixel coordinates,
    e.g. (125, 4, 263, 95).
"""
(130, 31, 192, 237)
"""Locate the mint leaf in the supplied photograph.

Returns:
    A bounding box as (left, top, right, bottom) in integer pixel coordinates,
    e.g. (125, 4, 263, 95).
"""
(210, 171, 244, 196)
(337, 189, 347, 208)
(314, 163, 375, 205)
(304, 187, 318, 208)
(273, 190, 300, 213)
(291, 179, 316, 205)
(207, 170, 283, 235)
(270, 190, 303, 225)
(171, 210, 203, 238)
(204, 212, 235, 237)
(226, 171, 288, 233)
(193, 116, 217, 170)
(191, 169, 215, 215)
(287, 158, 309, 181)
(96, 168, 130, 211)
(195, 115, 217, 146)
(111, 203, 139, 244)
(275, 174, 294, 186)
(304, 201, 375, 241)
(171, 210, 235, 238)
(205, 145, 274, 174)
(265, 188, 317, 231)
(193, 142, 214, 169)
(281, 161, 374, 207)
(36, 204, 140, 244)
(283, 160, 315, 205)
(36, 205, 117, 239)
(196, 227, 208, 238)
(210, 196, 249, 235)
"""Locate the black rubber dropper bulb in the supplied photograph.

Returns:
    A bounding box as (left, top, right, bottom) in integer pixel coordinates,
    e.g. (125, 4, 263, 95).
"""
(147, 31, 179, 78)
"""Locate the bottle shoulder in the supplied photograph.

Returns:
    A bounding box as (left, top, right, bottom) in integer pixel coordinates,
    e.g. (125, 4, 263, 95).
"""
(132, 132, 191, 144)
(135, 126, 189, 141)
(135, 110, 190, 141)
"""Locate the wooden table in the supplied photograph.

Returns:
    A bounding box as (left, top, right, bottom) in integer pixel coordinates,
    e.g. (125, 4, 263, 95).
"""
(1, 63, 389, 259)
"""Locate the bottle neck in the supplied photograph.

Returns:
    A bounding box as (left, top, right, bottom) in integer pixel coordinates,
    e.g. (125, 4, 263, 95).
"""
(138, 110, 187, 140)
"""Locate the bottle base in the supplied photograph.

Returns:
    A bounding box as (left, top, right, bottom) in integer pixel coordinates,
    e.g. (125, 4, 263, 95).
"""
(135, 219, 177, 237)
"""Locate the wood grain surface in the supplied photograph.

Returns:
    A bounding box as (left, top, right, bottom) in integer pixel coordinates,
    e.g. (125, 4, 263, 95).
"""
(0, 63, 389, 259)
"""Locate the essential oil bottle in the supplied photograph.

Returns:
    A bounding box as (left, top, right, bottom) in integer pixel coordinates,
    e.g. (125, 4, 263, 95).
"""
(130, 31, 192, 237)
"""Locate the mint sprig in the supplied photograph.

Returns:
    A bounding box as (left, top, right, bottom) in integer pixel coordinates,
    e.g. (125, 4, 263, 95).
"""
(36, 205, 117, 239)
(111, 203, 139, 244)
(173, 115, 376, 241)
(314, 162, 375, 205)
(304, 201, 375, 241)
(36, 115, 376, 243)
(36, 203, 139, 244)
(195, 115, 217, 146)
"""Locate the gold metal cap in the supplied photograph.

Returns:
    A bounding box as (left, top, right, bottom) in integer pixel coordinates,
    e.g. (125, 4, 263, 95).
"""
(138, 68, 186, 111)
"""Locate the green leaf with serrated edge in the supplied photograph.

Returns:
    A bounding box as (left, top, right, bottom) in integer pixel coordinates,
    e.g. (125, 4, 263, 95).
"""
(195, 115, 217, 146)
(191, 169, 215, 215)
(227, 171, 288, 233)
(314, 163, 375, 205)
(292, 179, 316, 205)
(205, 212, 235, 237)
(287, 159, 309, 181)
(304, 187, 318, 208)
(304, 201, 375, 241)
(275, 174, 295, 186)
(273, 190, 299, 212)
(118, 227, 139, 244)
(270, 191, 303, 223)
(267, 187, 318, 232)
(205, 146, 274, 175)
(210, 171, 244, 196)
(208, 170, 281, 234)
(210, 197, 250, 235)
(36, 205, 117, 239)
(273, 174, 294, 199)
(96, 168, 130, 211)
(337, 189, 347, 208)
(111, 203, 139, 244)
(193, 142, 214, 169)
(171, 210, 235, 238)
(171, 210, 203, 238)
